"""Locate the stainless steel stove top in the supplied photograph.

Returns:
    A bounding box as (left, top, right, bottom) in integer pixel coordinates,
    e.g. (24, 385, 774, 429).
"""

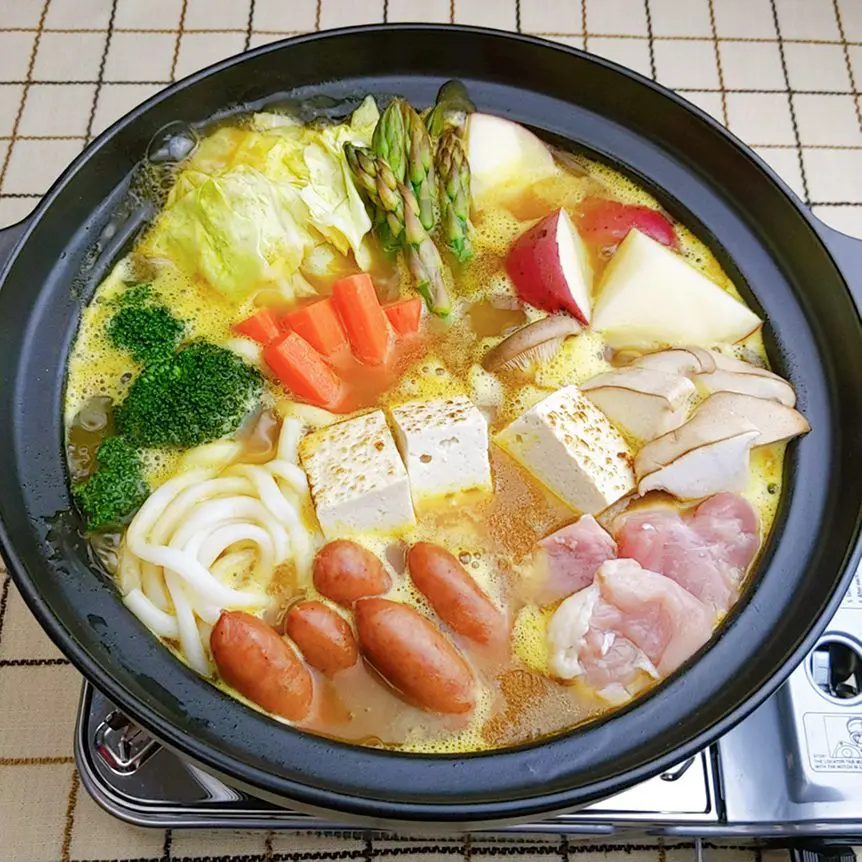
(73, 566, 862, 838)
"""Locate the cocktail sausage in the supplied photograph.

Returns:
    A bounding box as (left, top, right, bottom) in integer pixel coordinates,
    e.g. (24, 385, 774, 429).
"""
(285, 601, 358, 676)
(354, 598, 475, 714)
(211, 610, 313, 721)
(313, 540, 391, 606)
(407, 542, 506, 645)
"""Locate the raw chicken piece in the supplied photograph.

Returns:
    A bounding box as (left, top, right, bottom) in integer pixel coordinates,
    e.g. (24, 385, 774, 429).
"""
(614, 492, 759, 612)
(547, 559, 715, 703)
(533, 515, 617, 606)
(692, 493, 761, 569)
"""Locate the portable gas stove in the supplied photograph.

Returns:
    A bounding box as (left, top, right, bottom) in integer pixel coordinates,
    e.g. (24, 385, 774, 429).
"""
(74, 566, 862, 842)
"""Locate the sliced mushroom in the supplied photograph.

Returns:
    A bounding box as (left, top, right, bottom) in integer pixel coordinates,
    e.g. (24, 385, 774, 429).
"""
(634, 408, 757, 480)
(482, 314, 583, 373)
(710, 350, 775, 377)
(637, 429, 760, 499)
(636, 391, 809, 480)
(631, 347, 797, 406)
(609, 347, 643, 367)
(548, 145, 591, 178)
(690, 391, 809, 446)
(630, 346, 716, 375)
(582, 367, 696, 442)
(696, 368, 797, 407)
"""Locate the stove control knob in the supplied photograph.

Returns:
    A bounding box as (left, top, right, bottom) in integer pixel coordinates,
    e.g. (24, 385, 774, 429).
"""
(808, 638, 861, 702)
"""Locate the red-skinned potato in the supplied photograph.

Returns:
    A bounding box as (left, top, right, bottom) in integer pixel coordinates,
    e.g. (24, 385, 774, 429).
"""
(505, 208, 593, 324)
(210, 611, 313, 721)
(577, 197, 678, 251)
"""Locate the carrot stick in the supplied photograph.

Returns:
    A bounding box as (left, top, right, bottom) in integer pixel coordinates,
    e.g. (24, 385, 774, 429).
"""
(331, 273, 392, 366)
(383, 297, 422, 336)
(283, 298, 347, 357)
(232, 308, 282, 345)
(264, 332, 344, 410)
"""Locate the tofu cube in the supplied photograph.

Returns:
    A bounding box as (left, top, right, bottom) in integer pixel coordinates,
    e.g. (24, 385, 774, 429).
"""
(495, 385, 635, 514)
(390, 395, 492, 507)
(299, 410, 415, 538)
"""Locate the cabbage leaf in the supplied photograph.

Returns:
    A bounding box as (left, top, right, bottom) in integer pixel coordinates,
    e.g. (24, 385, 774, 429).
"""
(301, 136, 372, 269)
(147, 97, 380, 301)
(144, 165, 316, 303)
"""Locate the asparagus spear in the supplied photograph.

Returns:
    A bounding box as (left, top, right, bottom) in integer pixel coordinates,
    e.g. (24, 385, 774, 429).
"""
(400, 180, 450, 316)
(371, 98, 408, 183)
(344, 142, 378, 199)
(370, 99, 437, 231)
(402, 101, 437, 232)
(436, 128, 474, 264)
(345, 143, 402, 253)
(426, 80, 476, 137)
(425, 81, 475, 261)
(345, 143, 451, 316)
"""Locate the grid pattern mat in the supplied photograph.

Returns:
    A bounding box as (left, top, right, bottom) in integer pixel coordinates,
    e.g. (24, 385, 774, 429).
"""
(1, 0, 862, 860)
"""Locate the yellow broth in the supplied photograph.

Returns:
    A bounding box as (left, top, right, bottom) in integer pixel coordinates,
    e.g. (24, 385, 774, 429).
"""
(65, 139, 785, 753)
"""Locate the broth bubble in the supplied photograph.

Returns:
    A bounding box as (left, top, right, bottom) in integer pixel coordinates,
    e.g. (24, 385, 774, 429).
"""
(146, 121, 199, 165)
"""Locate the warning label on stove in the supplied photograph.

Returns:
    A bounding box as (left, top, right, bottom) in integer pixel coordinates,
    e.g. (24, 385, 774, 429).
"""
(804, 713, 862, 771)
(841, 566, 862, 609)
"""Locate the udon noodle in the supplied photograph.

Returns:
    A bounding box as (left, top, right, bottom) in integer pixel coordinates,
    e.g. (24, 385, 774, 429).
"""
(118, 419, 314, 674)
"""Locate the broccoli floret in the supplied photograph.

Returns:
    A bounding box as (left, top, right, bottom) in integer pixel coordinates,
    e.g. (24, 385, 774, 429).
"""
(115, 342, 262, 449)
(73, 437, 149, 531)
(114, 282, 154, 306)
(105, 281, 185, 363)
(107, 303, 185, 363)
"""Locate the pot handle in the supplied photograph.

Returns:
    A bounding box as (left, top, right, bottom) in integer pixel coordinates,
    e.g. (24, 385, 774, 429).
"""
(0, 218, 30, 277)
(812, 219, 862, 309)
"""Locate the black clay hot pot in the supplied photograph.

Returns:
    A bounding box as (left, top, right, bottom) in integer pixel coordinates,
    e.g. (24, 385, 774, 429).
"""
(1, 25, 862, 828)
